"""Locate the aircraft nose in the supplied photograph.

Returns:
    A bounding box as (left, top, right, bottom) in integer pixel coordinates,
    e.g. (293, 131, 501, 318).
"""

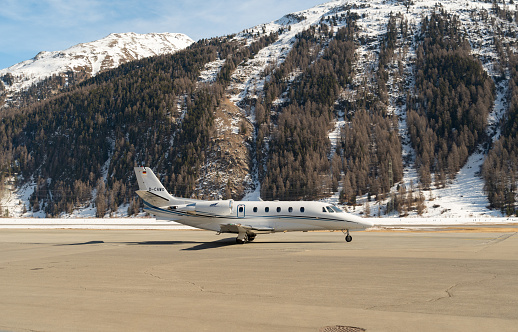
(346, 214, 373, 229)
(351, 215, 373, 228)
(361, 218, 374, 228)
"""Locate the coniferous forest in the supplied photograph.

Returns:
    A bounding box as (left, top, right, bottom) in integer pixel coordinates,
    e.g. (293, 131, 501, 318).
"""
(0, 2, 517, 217)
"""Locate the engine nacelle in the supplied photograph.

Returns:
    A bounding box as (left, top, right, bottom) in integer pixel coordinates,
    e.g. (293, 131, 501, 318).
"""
(194, 200, 234, 216)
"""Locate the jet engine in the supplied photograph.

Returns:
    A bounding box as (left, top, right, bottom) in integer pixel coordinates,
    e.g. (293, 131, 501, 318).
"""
(194, 200, 234, 216)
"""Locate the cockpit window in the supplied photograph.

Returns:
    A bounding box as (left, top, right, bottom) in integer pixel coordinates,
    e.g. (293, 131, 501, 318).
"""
(322, 207, 327, 213)
(330, 205, 343, 213)
(326, 206, 334, 213)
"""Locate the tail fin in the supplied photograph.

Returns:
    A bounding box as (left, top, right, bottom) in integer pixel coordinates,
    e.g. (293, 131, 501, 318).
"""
(134, 167, 176, 207)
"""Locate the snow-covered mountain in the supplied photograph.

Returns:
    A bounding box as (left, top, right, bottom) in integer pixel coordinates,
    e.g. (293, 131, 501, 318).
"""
(199, 0, 515, 218)
(0, 32, 194, 105)
(1, 0, 517, 219)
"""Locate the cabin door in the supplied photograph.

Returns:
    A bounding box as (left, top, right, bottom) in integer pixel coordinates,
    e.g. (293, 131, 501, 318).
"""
(237, 204, 245, 218)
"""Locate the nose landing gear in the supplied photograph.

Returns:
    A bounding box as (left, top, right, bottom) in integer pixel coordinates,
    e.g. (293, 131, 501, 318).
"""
(343, 229, 352, 242)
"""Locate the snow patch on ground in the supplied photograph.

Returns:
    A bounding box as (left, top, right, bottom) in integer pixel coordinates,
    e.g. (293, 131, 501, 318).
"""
(0, 218, 193, 229)
(328, 112, 345, 158)
(198, 59, 225, 84)
(422, 152, 498, 218)
(0, 216, 515, 230)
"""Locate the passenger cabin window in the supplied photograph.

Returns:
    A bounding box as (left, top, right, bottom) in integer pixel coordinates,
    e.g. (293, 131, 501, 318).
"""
(288, 207, 293, 213)
(277, 207, 281, 213)
(253, 207, 258, 213)
(300, 207, 305, 213)
(326, 206, 334, 213)
(265, 207, 269, 213)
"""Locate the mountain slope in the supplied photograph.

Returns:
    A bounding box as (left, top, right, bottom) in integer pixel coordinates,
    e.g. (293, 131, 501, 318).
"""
(0, 32, 194, 108)
(1, 0, 517, 219)
(223, 0, 515, 218)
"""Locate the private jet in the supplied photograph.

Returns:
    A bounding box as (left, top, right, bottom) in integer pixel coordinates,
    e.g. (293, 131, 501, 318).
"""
(135, 167, 372, 243)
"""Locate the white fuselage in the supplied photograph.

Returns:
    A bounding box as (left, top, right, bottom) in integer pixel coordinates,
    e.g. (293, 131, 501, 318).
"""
(134, 166, 371, 242)
(143, 200, 371, 233)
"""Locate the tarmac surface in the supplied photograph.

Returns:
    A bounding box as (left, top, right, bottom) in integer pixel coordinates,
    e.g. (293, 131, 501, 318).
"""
(0, 228, 517, 331)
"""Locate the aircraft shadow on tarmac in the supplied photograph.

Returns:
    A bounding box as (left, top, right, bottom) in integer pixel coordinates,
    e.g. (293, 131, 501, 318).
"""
(132, 238, 337, 250)
(124, 238, 239, 250)
(56, 238, 342, 250)
(55, 239, 237, 250)
(56, 240, 105, 246)
(181, 239, 239, 250)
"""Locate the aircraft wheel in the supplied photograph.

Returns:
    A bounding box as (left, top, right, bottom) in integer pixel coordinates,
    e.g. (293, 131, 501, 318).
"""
(345, 234, 352, 242)
(236, 234, 248, 244)
(248, 234, 256, 242)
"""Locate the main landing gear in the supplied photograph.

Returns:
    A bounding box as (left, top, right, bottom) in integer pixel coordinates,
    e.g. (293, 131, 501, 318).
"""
(343, 229, 352, 242)
(236, 233, 256, 244)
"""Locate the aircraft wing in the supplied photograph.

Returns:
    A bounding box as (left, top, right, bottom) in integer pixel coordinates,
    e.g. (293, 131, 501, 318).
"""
(219, 223, 274, 234)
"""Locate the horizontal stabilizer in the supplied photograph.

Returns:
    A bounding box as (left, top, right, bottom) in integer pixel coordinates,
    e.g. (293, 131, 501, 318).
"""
(134, 167, 205, 207)
(136, 190, 170, 207)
